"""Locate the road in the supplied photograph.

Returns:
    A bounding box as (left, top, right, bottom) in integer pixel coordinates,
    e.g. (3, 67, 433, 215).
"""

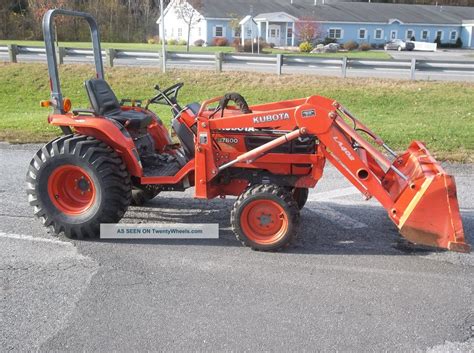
(1, 142, 473, 351)
(1, 50, 474, 82)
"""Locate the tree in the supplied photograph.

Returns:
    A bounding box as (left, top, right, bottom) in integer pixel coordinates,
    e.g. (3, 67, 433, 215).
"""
(28, 0, 69, 43)
(294, 17, 321, 44)
(228, 13, 241, 40)
(174, 0, 202, 52)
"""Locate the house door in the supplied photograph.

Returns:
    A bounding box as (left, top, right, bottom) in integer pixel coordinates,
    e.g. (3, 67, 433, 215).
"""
(268, 24, 281, 46)
(390, 30, 398, 40)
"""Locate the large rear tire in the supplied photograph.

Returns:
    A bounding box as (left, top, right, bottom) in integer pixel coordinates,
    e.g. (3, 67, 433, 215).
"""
(26, 134, 132, 239)
(231, 184, 300, 251)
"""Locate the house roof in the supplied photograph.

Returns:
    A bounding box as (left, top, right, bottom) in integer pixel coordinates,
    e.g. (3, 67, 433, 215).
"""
(239, 15, 256, 25)
(197, 0, 474, 24)
(254, 12, 298, 22)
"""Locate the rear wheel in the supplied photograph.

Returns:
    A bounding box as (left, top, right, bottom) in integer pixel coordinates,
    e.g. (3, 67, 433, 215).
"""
(26, 134, 132, 239)
(231, 184, 300, 251)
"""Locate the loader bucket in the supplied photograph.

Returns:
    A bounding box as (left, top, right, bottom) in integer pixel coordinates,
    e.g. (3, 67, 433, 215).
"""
(383, 141, 470, 253)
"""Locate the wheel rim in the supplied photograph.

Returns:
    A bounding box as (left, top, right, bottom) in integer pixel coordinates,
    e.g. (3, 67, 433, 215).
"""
(47, 165, 96, 215)
(240, 199, 288, 245)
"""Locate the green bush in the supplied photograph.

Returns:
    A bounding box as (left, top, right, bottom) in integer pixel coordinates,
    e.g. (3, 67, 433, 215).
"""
(323, 37, 337, 45)
(147, 38, 156, 45)
(167, 38, 178, 45)
(299, 41, 313, 53)
(455, 37, 463, 48)
(343, 40, 358, 51)
(359, 42, 371, 51)
(178, 39, 187, 46)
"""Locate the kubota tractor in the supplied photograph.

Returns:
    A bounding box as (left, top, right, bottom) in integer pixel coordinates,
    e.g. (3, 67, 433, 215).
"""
(27, 9, 470, 253)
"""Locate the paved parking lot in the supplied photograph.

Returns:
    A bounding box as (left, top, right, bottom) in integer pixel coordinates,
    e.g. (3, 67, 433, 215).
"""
(1, 143, 473, 351)
(389, 48, 474, 61)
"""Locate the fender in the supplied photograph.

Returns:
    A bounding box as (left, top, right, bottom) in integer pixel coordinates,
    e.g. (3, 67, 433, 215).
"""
(48, 114, 143, 177)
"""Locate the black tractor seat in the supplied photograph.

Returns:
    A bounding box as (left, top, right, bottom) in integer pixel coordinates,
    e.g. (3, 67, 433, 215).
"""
(84, 79, 152, 129)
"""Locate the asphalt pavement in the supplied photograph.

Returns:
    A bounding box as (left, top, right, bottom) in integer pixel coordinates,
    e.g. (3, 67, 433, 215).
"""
(0, 142, 473, 351)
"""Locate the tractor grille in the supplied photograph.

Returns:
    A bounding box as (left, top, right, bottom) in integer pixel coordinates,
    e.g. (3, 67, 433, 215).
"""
(245, 135, 316, 154)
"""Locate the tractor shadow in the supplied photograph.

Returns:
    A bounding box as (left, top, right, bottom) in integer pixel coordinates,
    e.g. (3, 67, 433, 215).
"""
(97, 194, 474, 256)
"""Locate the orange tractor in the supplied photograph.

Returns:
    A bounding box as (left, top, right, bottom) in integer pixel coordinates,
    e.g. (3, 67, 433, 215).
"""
(27, 9, 470, 253)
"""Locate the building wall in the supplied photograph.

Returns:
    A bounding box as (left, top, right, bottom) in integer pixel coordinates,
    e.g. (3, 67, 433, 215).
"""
(199, 19, 464, 47)
(460, 24, 473, 48)
(319, 22, 462, 46)
(242, 22, 258, 41)
(206, 19, 236, 44)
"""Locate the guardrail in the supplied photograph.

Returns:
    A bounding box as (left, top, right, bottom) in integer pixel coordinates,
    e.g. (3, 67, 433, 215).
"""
(1, 44, 473, 80)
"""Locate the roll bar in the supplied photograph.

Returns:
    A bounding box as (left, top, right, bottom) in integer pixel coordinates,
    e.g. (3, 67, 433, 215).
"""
(42, 9, 104, 113)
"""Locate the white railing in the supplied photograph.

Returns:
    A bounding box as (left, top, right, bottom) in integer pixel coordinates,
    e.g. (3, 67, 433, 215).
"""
(1, 44, 473, 81)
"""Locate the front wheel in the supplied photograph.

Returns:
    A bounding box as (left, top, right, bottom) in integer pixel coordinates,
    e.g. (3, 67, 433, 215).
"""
(231, 184, 300, 251)
(26, 134, 132, 239)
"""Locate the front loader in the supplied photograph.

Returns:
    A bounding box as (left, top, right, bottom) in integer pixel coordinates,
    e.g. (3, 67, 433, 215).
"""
(27, 9, 470, 253)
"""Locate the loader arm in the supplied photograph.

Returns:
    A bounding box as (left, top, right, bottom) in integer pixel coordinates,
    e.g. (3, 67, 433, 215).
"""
(196, 94, 469, 253)
(298, 95, 469, 253)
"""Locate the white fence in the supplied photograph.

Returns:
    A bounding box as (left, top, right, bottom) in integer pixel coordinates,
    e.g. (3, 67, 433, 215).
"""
(1, 44, 473, 80)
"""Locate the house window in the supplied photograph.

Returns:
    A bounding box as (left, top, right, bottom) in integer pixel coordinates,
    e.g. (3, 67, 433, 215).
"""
(406, 29, 414, 40)
(421, 30, 429, 40)
(374, 28, 383, 40)
(198, 27, 201, 36)
(358, 28, 366, 39)
(247, 28, 252, 37)
(435, 30, 443, 40)
(177, 28, 182, 37)
(450, 30, 457, 40)
(328, 28, 342, 39)
(287, 27, 293, 38)
(214, 25, 224, 37)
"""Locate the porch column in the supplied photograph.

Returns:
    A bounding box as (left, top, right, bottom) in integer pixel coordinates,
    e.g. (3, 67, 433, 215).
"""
(266, 21, 269, 42)
(291, 22, 295, 46)
(241, 23, 245, 46)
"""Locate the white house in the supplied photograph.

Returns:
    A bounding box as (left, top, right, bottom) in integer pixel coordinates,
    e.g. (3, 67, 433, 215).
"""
(157, 0, 206, 44)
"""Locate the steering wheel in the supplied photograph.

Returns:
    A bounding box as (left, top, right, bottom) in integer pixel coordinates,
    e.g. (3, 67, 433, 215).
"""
(211, 92, 252, 118)
(147, 82, 184, 108)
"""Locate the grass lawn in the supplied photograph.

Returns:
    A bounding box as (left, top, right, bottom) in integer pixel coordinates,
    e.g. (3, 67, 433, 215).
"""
(0, 62, 472, 161)
(0, 40, 392, 59)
